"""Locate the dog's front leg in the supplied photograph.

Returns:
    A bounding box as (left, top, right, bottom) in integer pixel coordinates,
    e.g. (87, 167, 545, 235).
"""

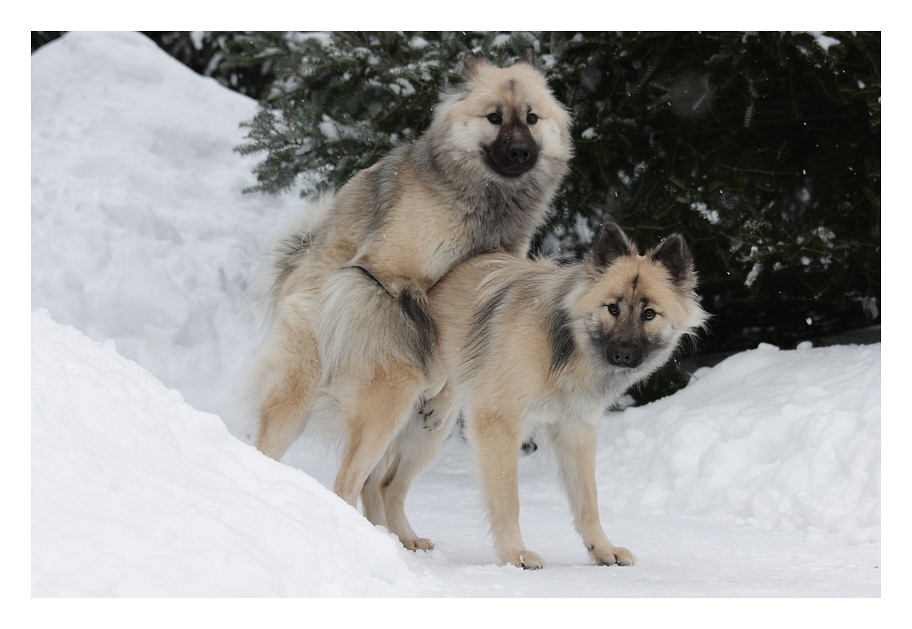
(467, 408, 544, 569)
(547, 419, 635, 566)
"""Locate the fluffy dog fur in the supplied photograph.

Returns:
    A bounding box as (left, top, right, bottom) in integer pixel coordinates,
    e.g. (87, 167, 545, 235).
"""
(370, 222, 709, 568)
(252, 51, 573, 550)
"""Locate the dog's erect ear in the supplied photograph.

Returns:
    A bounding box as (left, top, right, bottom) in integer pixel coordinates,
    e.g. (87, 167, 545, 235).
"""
(520, 47, 539, 69)
(463, 51, 488, 78)
(650, 234, 695, 286)
(589, 222, 635, 271)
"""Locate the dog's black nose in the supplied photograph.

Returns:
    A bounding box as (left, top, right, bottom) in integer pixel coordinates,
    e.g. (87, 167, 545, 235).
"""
(608, 343, 642, 368)
(613, 347, 633, 364)
(509, 143, 532, 164)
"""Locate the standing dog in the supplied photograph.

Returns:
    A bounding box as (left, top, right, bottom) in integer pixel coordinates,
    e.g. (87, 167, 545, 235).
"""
(375, 222, 708, 568)
(252, 52, 573, 550)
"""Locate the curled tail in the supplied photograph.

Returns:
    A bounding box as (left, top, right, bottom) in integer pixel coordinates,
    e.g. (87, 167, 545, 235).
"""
(274, 228, 313, 286)
(269, 192, 337, 293)
(317, 267, 438, 380)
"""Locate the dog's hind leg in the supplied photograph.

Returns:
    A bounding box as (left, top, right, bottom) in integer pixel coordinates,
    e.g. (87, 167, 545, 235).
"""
(332, 359, 426, 509)
(380, 389, 460, 550)
(360, 459, 389, 527)
(254, 302, 322, 461)
(547, 419, 635, 566)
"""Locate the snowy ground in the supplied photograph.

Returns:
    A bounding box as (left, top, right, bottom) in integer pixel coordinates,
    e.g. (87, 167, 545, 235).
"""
(31, 32, 882, 603)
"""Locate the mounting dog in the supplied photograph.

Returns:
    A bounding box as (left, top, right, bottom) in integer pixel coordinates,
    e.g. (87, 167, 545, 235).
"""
(252, 51, 573, 551)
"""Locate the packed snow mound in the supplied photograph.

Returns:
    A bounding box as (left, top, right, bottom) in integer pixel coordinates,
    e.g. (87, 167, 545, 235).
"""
(31, 309, 425, 597)
(595, 342, 881, 543)
(30, 30, 300, 435)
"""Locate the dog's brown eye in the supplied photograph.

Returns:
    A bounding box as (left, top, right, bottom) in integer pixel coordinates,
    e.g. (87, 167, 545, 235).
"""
(527, 113, 538, 125)
(607, 304, 620, 317)
(487, 112, 503, 125)
(643, 308, 656, 321)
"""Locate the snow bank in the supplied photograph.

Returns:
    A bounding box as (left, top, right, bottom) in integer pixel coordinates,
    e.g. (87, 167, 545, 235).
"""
(30, 31, 299, 435)
(597, 343, 881, 543)
(31, 308, 424, 597)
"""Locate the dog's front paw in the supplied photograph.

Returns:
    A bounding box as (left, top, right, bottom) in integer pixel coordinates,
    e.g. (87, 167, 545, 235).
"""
(401, 536, 435, 551)
(503, 550, 545, 570)
(590, 544, 636, 566)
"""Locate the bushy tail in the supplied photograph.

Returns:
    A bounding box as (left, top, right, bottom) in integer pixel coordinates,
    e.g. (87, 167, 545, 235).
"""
(273, 228, 313, 285)
(316, 268, 436, 381)
(268, 192, 337, 295)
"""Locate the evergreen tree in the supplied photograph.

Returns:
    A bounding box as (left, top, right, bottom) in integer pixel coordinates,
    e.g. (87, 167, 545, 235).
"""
(545, 32, 880, 353)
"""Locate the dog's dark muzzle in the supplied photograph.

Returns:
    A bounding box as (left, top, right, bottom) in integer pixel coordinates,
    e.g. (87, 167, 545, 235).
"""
(485, 125, 539, 176)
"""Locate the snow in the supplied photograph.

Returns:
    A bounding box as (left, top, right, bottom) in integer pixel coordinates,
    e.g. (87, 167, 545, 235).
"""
(32, 309, 421, 597)
(31, 32, 882, 601)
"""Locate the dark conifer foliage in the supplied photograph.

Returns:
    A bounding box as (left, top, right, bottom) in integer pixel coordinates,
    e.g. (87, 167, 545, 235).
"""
(543, 32, 880, 355)
(32, 31, 65, 52)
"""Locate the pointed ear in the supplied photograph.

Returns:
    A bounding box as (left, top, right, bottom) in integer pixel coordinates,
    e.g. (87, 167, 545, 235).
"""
(649, 234, 695, 286)
(520, 47, 539, 68)
(589, 222, 636, 271)
(462, 51, 488, 79)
